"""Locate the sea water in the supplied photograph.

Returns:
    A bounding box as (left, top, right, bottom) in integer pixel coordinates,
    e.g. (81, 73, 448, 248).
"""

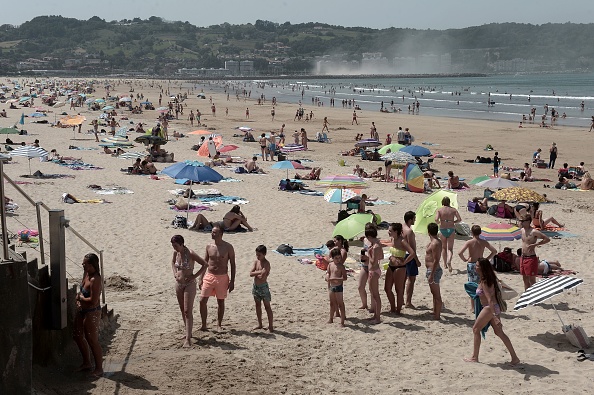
(209, 73, 594, 128)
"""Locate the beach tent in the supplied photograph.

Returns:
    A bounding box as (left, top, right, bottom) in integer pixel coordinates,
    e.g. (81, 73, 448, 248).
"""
(403, 163, 424, 193)
(411, 190, 458, 235)
(197, 136, 223, 157)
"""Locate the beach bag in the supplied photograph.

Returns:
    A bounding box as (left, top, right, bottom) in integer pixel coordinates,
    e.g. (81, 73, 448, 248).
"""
(467, 201, 481, 213)
(18, 230, 30, 242)
(172, 215, 187, 229)
(564, 325, 591, 349)
(455, 222, 471, 236)
(493, 255, 513, 272)
(276, 244, 294, 255)
(234, 166, 247, 174)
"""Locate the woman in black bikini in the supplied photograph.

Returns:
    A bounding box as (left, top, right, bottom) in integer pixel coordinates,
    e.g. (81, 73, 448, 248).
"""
(385, 223, 417, 314)
(171, 235, 207, 347)
(73, 253, 103, 377)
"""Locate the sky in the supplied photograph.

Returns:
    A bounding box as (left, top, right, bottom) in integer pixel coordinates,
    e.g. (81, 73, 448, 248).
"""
(1, 0, 593, 30)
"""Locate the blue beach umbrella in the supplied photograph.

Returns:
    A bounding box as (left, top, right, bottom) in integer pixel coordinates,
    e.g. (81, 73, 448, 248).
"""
(271, 160, 305, 178)
(161, 160, 223, 183)
(400, 145, 432, 157)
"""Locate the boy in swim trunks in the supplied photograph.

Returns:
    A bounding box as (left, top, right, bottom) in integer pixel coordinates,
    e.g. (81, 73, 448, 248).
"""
(519, 214, 549, 290)
(326, 248, 347, 327)
(250, 245, 273, 332)
(425, 223, 443, 320)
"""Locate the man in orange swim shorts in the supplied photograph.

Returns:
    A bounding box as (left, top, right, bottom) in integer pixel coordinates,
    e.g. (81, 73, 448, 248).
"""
(199, 223, 236, 331)
(519, 214, 550, 290)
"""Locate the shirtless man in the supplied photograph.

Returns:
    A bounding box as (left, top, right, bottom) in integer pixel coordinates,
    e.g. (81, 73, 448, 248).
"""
(300, 128, 308, 150)
(91, 119, 99, 142)
(403, 211, 420, 308)
(245, 156, 265, 173)
(352, 111, 358, 125)
(519, 214, 550, 290)
(446, 171, 469, 189)
(199, 224, 236, 331)
(425, 223, 443, 320)
(458, 225, 497, 309)
(435, 196, 462, 273)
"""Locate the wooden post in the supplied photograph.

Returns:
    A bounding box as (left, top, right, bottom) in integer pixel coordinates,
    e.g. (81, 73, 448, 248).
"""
(49, 210, 67, 330)
(0, 259, 32, 394)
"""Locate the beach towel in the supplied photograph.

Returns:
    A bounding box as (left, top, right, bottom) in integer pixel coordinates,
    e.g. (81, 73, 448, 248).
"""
(62, 193, 106, 204)
(93, 186, 134, 195)
(291, 190, 324, 196)
(170, 205, 212, 213)
(273, 245, 329, 257)
(219, 178, 243, 182)
(21, 172, 75, 179)
(422, 142, 440, 146)
(537, 269, 577, 278)
(464, 282, 490, 338)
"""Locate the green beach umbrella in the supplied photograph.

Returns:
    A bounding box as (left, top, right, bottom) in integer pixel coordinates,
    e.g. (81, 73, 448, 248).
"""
(411, 190, 458, 235)
(378, 143, 405, 155)
(333, 213, 375, 240)
(470, 175, 490, 185)
(0, 127, 20, 134)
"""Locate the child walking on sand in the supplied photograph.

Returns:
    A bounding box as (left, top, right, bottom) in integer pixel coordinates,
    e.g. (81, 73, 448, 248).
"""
(250, 245, 273, 332)
(326, 248, 347, 326)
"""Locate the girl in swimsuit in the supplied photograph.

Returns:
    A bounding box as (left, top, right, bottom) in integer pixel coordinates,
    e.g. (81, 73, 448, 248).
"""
(171, 235, 207, 347)
(464, 258, 520, 366)
(435, 196, 462, 273)
(364, 224, 383, 324)
(73, 253, 103, 377)
(385, 223, 417, 314)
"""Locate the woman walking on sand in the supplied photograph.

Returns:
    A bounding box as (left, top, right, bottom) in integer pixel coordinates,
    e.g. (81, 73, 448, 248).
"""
(170, 235, 207, 347)
(435, 196, 462, 273)
(464, 258, 520, 366)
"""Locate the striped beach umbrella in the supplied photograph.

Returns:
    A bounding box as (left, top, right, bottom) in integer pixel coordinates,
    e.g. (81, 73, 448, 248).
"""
(514, 275, 583, 312)
(118, 152, 146, 160)
(380, 151, 416, 164)
(479, 223, 522, 241)
(280, 144, 306, 153)
(316, 174, 368, 189)
(10, 145, 48, 174)
(324, 188, 360, 203)
(477, 178, 518, 188)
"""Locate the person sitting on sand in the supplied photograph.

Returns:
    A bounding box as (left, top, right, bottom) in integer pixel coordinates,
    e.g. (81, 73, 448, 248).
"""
(447, 171, 469, 189)
(370, 167, 383, 178)
(424, 171, 441, 190)
(529, 202, 564, 229)
(522, 163, 533, 181)
(472, 197, 489, 213)
(245, 156, 265, 174)
(223, 205, 254, 231)
(141, 160, 157, 175)
(295, 167, 322, 180)
(0, 109, 7, 117)
(579, 172, 594, 190)
(555, 176, 577, 189)
(188, 213, 213, 231)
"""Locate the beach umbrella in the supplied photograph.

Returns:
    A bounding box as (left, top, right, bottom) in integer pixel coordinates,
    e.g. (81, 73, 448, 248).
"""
(119, 97, 132, 102)
(477, 178, 518, 188)
(403, 163, 425, 193)
(218, 144, 239, 153)
(118, 152, 146, 160)
(94, 98, 105, 103)
(400, 145, 432, 157)
(281, 144, 306, 154)
(29, 112, 46, 118)
(0, 127, 20, 134)
(156, 106, 168, 112)
(378, 143, 405, 155)
(238, 126, 252, 132)
(162, 161, 223, 183)
(271, 160, 306, 178)
(9, 145, 48, 174)
(60, 115, 86, 126)
(333, 213, 375, 240)
(411, 190, 458, 234)
(316, 174, 368, 189)
(514, 276, 583, 311)
(492, 187, 546, 203)
(514, 275, 584, 330)
(140, 101, 152, 105)
(324, 188, 359, 203)
(19, 96, 31, 103)
(101, 136, 133, 147)
(53, 101, 65, 108)
(380, 151, 416, 164)
(355, 139, 382, 148)
(6, 99, 18, 104)
(479, 223, 522, 242)
(469, 175, 491, 185)
(102, 105, 115, 111)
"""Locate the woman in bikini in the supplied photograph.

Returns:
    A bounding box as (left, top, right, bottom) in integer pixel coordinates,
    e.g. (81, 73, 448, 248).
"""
(73, 253, 103, 377)
(530, 202, 564, 229)
(171, 235, 207, 347)
(259, 133, 268, 161)
(223, 205, 254, 232)
(464, 258, 520, 366)
(435, 196, 462, 273)
(385, 223, 417, 314)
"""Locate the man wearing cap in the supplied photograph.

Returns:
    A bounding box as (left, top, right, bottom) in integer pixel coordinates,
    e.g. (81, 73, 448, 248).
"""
(519, 214, 550, 290)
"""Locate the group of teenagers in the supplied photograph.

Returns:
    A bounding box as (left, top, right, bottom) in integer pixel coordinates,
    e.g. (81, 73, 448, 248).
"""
(324, 195, 532, 366)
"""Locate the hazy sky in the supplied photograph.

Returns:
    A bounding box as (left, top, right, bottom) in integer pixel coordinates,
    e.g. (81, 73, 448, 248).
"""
(2, 0, 593, 30)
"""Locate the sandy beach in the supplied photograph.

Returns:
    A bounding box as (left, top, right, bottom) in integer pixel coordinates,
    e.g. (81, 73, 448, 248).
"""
(2, 78, 593, 394)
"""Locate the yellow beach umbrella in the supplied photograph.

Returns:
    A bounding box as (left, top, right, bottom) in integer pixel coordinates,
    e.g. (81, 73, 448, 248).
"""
(492, 187, 546, 203)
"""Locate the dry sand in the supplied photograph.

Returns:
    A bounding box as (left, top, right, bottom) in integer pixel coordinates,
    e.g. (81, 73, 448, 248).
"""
(3, 78, 594, 394)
